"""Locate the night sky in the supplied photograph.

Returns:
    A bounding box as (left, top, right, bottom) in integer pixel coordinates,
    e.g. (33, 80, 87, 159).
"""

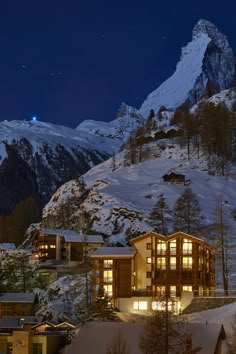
(0, 0, 236, 128)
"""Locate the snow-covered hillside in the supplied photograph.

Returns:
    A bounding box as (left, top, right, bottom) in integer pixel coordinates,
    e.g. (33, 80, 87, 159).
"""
(140, 19, 235, 117)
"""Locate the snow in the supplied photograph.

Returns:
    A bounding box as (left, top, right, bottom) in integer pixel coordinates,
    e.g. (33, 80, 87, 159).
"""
(139, 33, 211, 118)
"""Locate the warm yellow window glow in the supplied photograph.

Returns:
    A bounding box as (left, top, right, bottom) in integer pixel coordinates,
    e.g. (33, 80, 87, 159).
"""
(152, 301, 172, 311)
(170, 286, 176, 297)
(104, 259, 113, 268)
(170, 257, 176, 269)
(182, 286, 192, 292)
(50, 244, 56, 248)
(157, 257, 166, 269)
(156, 286, 166, 296)
(146, 257, 152, 264)
(170, 240, 176, 255)
(103, 270, 113, 282)
(182, 257, 192, 269)
(104, 284, 113, 296)
(183, 239, 192, 254)
(157, 241, 166, 254)
(133, 301, 147, 310)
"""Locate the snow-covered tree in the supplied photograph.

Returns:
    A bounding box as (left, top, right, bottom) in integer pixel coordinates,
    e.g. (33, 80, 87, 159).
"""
(173, 188, 201, 234)
(95, 286, 115, 321)
(0, 250, 39, 292)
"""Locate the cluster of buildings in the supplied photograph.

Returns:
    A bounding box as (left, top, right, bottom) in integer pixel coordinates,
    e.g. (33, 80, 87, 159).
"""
(0, 229, 219, 353)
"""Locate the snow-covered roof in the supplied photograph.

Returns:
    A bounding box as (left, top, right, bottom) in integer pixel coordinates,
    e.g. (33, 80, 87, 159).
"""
(0, 316, 37, 328)
(0, 293, 37, 303)
(91, 247, 136, 258)
(0, 243, 16, 251)
(65, 321, 225, 354)
(41, 228, 104, 244)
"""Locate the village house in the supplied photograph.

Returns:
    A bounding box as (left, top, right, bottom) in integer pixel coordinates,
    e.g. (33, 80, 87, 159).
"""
(35, 228, 104, 284)
(0, 243, 16, 254)
(91, 231, 216, 314)
(0, 316, 75, 354)
(0, 293, 38, 318)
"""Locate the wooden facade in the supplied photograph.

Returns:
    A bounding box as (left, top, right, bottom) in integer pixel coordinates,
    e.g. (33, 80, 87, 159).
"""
(91, 232, 216, 311)
(0, 293, 37, 318)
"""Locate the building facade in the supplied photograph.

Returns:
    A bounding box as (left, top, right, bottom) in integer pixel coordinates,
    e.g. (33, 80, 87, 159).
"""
(91, 231, 216, 313)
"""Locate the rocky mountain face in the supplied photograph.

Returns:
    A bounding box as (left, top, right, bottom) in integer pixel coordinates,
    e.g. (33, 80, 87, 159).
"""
(139, 19, 235, 117)
(0, 120, 111, 243)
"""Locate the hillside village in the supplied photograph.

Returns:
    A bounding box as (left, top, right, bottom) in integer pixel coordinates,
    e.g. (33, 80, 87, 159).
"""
(1, 18, 236, 354)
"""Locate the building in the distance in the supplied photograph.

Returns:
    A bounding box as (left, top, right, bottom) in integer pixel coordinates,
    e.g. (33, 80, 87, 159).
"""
(91, 231, 216, 313)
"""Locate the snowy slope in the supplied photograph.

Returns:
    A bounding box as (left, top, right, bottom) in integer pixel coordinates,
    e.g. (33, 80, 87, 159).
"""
(140, 19, 235, 118)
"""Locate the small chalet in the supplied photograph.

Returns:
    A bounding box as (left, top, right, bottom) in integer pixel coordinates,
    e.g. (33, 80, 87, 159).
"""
(162, 172, 185, 183)
(0, 293, 38, 318)
(0, 316, 75, 354)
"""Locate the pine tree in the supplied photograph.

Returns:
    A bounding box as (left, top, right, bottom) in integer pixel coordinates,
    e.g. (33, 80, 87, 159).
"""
(150, 193, 170, 235)
(139, 311, 191, 354)
(95, 286, 115, 321)
(173, 188, 201, 234)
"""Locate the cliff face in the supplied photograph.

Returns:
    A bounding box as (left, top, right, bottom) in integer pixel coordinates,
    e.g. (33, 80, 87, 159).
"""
(139, 19, 235, 117)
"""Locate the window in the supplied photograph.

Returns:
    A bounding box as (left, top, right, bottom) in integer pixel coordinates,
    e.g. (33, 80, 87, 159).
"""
(157, 240, 166, 255)
(146, 271, 152, 278)
(133, 301, 147, 310)
(152, 301, 172, 311)
(157, 257, 166, 269)
(182, 257, 192, 269)
(104, 259, 113, 268)
(146, 257, 152, 264)
(32, 343, 43, 354)
(103, 270, 113, 282)
(104, 284, 113, 296)
(50, 244, 56, 248)
(156, 286, 166, 296)
(170, 286, 176, 297)
(183, 239, 192, 254)
(182, 286, 192, 292)
(170, 257, 176, 270)
(170, 240, 176, 255)
(146, 243, 152, 249)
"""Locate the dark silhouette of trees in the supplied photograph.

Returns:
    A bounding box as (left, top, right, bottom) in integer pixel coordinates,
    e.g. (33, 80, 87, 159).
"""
(173, 188, 201, 234)
(106, 332, 131, 354)
(150, 193, 171, 235)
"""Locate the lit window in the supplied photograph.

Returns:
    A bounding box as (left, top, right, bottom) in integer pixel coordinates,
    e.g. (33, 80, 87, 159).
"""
(104, 259, 113, 268)
(152, 301, 172, 311)
(157, 240, 166, 254)
(182, 286, 192, 292)
(182, 257, 192, 269)
(133, 301, 147, 310)
(157, 257, 166, 269)
(146, 243, 152, 249)
(170, 257, 176, 270)
(146, 257, 152, 264)
(170, 240, 176, 255)
(156, 286, 166, 296)
(170, 286, 176, 297)
(103, 270, 113, 282)
(104, 284, 113, 296)
(183, 239, 192, 255)
(50, 244, 56, 248)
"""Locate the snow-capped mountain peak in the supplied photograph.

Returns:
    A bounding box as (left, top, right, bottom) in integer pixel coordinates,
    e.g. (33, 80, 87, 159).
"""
(139, 19, 235, 118)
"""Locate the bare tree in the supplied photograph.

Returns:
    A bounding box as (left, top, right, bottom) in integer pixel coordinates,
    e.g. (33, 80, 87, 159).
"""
(106, 331, 130, 354)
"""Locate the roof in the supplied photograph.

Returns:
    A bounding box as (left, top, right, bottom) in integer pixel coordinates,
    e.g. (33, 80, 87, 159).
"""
(65, 321, 226, 354)
(41, 228, 104, 244)
(0, 293, 37, 303)
(0, 243, 16, 251)
(91, 247, 136, 258)
(0, 316, 37, 329)
(130, 231, 216, 250)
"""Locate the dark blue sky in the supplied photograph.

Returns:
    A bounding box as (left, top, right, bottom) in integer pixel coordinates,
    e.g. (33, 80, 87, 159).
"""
(0, 0, 236, 127)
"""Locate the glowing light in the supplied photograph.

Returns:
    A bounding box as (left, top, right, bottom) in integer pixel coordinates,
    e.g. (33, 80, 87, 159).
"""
(32, 116, 37, 121)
